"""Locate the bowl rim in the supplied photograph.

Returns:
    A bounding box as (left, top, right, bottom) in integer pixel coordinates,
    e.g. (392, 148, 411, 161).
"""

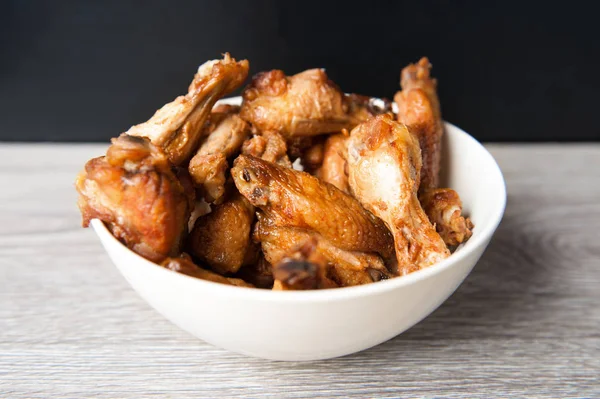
(92, 119, 506, 304)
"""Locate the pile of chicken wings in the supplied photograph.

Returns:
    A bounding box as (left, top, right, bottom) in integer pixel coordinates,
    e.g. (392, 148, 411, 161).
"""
(76, 54, 473, 290)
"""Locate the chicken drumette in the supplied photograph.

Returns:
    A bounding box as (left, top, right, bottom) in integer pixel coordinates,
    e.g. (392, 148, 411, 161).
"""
(347, 114, 450, 275)
(76, 135, 194, 262)
(394, 57, 443, 191)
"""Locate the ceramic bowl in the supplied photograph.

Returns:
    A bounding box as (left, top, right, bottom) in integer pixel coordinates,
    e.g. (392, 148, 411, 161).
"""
(92, 97, 506, 361)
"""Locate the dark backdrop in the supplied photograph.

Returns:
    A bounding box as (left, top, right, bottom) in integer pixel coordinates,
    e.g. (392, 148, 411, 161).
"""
(1, 0, 598, 142)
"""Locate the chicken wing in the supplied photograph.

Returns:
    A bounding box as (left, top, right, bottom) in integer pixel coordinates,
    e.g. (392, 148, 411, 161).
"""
(239, 68, 355, 138)
(188, 113, 250, 203)
(271, 237, 338, 290)
(232, 155, 395, 264)
(126, 54, 249, 165)
(319, 133, 350, 193)
(347, 115, 449, 275)
(394, 57, 443, 191)
(162, 254, 253, 287)
(255, 219, 391, 287)
(187, 192, 257, 275)
(420, 188, 474, 247)
(241, 131, 292, 168)
(76, 135, 194, 262)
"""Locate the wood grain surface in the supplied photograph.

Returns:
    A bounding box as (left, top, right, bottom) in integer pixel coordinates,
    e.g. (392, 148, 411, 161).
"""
(0, 144, 598, 398)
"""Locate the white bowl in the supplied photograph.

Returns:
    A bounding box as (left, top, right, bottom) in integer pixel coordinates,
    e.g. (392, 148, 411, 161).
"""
(91, 97, 506, 361)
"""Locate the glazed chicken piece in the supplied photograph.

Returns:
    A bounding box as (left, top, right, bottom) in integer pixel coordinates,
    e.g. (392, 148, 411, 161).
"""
(255, 219, 391, 287)
(319, 133, 350, 193)
(241, 131, 292, 168)
(188, 192, 258, 275)
(162, 254, 253, 287)
(271, 238, 338, 290)
(76, 135, 194, 262)
(231, 155, 395, 264)
(126, 54, 249, 165)
(188, 112, 250, 203)
(394, 57, 443, 191)
(347, 115, 450, 275)
(420, 188, 474, 247)
(240, 68, 355, 138)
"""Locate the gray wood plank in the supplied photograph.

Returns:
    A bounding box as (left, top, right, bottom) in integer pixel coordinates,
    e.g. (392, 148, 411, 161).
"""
(0, 143, 598, 398)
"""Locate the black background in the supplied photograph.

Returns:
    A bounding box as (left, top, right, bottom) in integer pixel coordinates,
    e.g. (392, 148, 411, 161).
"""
(1, 0, 598, 142)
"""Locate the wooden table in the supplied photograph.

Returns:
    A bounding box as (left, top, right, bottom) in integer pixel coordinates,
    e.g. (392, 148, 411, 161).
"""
(1, 144, 598, 398)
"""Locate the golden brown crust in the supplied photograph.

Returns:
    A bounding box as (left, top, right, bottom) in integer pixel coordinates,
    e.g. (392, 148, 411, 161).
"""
(161, 254, 254, 287)
(240, 69, 353, 138)
(419, 188, 473, 247)
(187, 192, 256, 275)
(75, 134, 193, 262)
(394, 57, 443, 191)
(347, 114, 449, 275)
(232, 155, 395, 263)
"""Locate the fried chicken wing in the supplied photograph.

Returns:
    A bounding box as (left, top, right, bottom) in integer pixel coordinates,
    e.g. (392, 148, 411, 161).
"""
(240, 68, 355, 138)
(126, 54, 249, 165)
(162, 254, 253, 287)
(271, 237, 338, 290)
(76, 135, 194, 262)
(420, 188, 473, 247)
(319, 133, 350, 193)
(347, 115, 449, 275)
(232, 155, 395, 263)
(188, 113, 250, 203)
(187, 192, 257, 275)
(241, 131, 292, 168)
(256, 220, 390, 287)
(394, 57, 443, 191)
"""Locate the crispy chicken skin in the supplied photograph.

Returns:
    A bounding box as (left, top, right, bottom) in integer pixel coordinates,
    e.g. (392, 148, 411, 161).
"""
(232, 155, 395, 263)
(240, 69, 355, 138)
(394, 57, 443, 191)
(420, 188, 474, 247)
(126, 54, 249, 165)
(188, 113, 250, 203)
(320, 133, 350, 193)
(76, 135, 194, 262)
(271, 237, 338, 290)
(187, 192, 257, 275)
(255, 219, 391, 287)
(347, 115, 450, 275)
(241, 131, 292, 168)
(162, 254, 253, 287)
